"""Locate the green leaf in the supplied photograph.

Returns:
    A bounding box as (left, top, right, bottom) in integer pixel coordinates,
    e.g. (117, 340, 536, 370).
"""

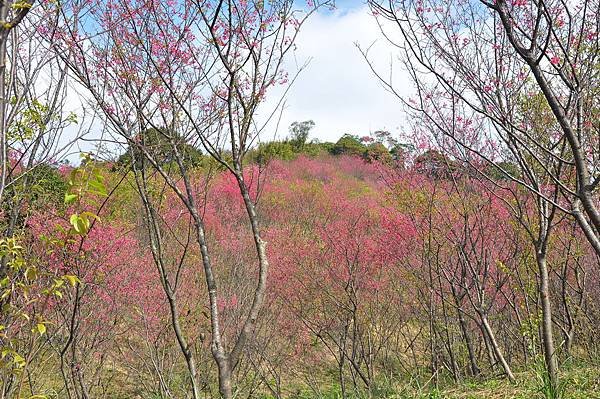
(69, 214, 79, 229)
(64, 193, 78, 205)
(66, 111, 78, 125)
(63, 275, 80, 286)
(88, 180, 107, 196)
(36, 323, 46, 336)
(13, 353, 26, 367)
(80, 212, 100, 228)
(69, 214, 89, 235)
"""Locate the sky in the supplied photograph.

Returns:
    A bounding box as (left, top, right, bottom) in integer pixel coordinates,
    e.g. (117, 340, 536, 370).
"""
(258, 1, 411, 144)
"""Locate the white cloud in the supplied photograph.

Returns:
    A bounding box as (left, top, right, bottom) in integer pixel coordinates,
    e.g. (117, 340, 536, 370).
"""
(258, 4, 412, 144)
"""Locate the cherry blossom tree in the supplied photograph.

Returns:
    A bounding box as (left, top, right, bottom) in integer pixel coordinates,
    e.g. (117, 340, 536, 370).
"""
(51, 1, 331, 396)
(365, 0, 600, 257)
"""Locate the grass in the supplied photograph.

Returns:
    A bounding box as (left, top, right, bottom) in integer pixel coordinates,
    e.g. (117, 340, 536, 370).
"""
(273, 364, 600, 399)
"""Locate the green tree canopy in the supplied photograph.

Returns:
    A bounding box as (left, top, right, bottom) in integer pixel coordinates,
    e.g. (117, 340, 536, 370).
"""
(288, 120, 315, 151)
(330, 134, 366, 156)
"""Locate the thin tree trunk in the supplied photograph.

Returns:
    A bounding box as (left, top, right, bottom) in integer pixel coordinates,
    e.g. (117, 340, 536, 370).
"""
(456, 303, 479, 377)
(536, 250, 559, 389)
(0, 6, 9, 210)
(480, 314, 516, 383)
